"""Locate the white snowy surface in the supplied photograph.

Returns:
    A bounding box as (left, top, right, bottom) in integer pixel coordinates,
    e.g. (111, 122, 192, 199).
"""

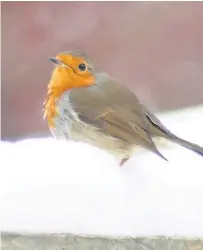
(0, 106, 203, 237)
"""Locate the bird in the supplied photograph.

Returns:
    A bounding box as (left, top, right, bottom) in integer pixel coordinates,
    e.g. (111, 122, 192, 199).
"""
(43, 50, 203, 166)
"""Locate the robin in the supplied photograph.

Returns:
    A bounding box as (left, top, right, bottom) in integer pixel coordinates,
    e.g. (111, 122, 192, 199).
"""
(44, 51, 203, 166)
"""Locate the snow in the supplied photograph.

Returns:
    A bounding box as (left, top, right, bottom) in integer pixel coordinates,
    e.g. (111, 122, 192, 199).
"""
(1, 106, 203, 237)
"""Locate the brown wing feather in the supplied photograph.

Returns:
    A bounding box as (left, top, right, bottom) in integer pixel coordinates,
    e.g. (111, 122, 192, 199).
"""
(67, 76, 167, 160)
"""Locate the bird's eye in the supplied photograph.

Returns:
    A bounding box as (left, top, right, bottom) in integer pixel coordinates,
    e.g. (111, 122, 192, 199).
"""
(78, 63, 87, 71)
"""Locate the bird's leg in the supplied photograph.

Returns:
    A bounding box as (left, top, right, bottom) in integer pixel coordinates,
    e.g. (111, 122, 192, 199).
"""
(120, 157, 129, 167)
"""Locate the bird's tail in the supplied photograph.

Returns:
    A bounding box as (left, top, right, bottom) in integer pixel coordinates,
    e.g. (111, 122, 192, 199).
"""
(144, 107, 203, 158)
(168, 136, 203, 157)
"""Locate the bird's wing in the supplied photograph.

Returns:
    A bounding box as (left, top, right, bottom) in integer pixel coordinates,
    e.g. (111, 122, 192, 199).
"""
(66, 79, 167, 160)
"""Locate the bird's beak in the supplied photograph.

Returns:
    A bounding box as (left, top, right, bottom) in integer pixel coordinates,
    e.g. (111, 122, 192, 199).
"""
(49, 57, 68, 67)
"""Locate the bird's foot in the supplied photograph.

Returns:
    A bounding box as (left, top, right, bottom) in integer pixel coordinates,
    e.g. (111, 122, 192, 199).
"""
(120, 157, 129, 167)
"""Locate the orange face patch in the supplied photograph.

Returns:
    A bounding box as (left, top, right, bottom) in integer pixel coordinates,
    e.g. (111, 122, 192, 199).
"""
(44, 53, 95, 127)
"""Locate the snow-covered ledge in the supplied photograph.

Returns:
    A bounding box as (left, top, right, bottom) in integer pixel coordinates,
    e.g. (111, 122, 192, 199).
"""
(1, 106, 203, 250)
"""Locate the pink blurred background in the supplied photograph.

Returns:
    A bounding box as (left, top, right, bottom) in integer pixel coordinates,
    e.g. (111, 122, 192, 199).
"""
(2, 2, 203, 141)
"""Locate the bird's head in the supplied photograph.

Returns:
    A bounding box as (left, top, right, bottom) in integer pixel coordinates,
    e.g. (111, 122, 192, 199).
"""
(47, 51, 102, 94)
(44, 51, 102, 127)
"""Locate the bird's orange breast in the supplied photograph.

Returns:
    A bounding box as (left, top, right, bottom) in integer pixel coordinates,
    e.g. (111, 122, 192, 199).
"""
(44, 94, 59, 128)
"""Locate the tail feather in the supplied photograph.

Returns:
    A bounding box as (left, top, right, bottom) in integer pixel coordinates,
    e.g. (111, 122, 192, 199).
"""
(144, 107, 203, 158)
(170, 136, 203, 157)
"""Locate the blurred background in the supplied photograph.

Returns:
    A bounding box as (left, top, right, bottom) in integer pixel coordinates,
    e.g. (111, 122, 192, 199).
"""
(2, 2, 203, 141)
